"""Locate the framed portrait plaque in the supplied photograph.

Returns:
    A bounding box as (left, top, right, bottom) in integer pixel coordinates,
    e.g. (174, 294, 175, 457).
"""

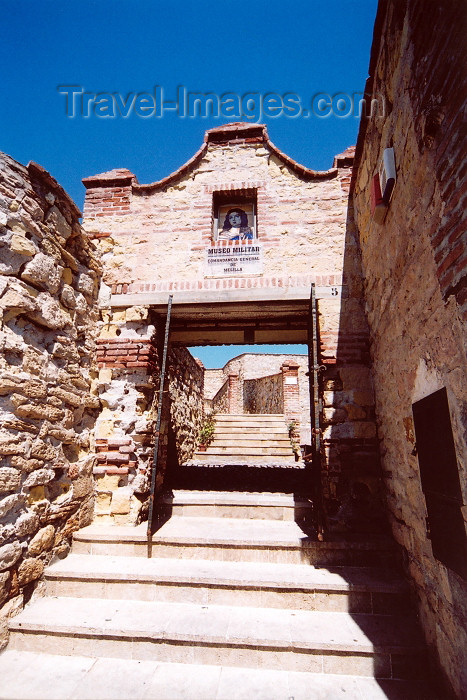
(213, 202, 256, 243)
(205, 201, 262, 277)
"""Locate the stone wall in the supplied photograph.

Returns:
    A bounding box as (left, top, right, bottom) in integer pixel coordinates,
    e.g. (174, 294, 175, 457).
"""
(0, 153, 101, 648)
(352, 1, 467, 696)
(203, 368, 225, 401)
(244, 372, 283, 415)
(93, 307, 156, 525)
(167, 347, 204, 466)
(94, 309, 206, 521)
(211, 379, 229, 415)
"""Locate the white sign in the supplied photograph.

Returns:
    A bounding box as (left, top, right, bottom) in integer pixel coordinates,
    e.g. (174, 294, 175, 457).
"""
(205, 243, 263, 277)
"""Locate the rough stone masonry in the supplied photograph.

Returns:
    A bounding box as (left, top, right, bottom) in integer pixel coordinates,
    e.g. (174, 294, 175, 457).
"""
(0, 153, 101, 648)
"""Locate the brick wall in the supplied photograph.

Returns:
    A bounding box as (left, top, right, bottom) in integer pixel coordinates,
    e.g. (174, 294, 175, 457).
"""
(96, 338, 154, 370)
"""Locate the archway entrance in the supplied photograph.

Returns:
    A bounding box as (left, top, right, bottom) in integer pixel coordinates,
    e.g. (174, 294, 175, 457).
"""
(149, 296, 321, 536)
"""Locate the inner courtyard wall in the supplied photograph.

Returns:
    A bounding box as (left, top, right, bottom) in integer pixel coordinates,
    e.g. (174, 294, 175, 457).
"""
(204, 353, 310, 443)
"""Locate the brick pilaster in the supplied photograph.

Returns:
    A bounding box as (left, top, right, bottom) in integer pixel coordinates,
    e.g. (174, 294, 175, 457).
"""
(227, 372, 241, 414)
(82, 168, 136, 220)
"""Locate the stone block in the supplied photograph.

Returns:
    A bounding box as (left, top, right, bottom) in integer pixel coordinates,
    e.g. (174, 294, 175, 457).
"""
(0, 468, 21, 493)
(96, 492, 112, 513)
(0, 440, 25, 457)
(27, 525, 55, 556)
(76, 271, 95, 298)
(17, 557, 44, 587)
(96, 420, 115, 438)
(344, 404, 367, 420)
(21, 253, 62, 294)
(23, 469, 55, 489)
(98, 368, 112, 385)
(26, 293, 71, 330)
(323, 422, 377, 440)
(14, 512, 39, 537)
(95, 473, 122, 490)
(15, 403, 65, 422)
(323, 407, 347, 424)
(0, 494, 24, 519)
(125, 306, 148, 322)
(47, 386, 83, 408)
(0, 525, 15, 545)
(60, 284, 76, 309)
(0, 541, 22, 571)
(72, 476, 93, 499)
(29, 443, 56, 461)
(9, 234, 37, 257)
(45, 205, 72, 241)
(110, 488, 131, 515)
(0, 572, 10, 606)
(339, 367, 373, 391)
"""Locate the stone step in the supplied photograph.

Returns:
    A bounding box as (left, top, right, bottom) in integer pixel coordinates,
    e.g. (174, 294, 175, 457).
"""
(211, 432, 290, 448)
(200, 446, 295, 456)
(0, 650, 437, 699)
(213, 425, 289, 433)
(45, 553, 409, 614)
(210, 430, 290, 446)
(209, 435, 293, 454)
(215, 414, 286, 420)
(8, 597, 426, 679)
(72, 521, 397, 567)
(213, 420, 289, 429)
(160, 490, 312, 520)
(192, 454, 299, 464)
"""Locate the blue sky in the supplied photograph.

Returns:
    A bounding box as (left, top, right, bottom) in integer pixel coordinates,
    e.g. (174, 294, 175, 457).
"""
(0, 0, 378, 367)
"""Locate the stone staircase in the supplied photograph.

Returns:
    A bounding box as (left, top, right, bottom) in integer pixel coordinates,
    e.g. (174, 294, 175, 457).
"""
(191, 413, 299, 464)
(0, 489, 436, 699)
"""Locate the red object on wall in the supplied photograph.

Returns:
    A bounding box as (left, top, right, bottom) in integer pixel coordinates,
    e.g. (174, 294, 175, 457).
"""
(370, 173, 388, 224)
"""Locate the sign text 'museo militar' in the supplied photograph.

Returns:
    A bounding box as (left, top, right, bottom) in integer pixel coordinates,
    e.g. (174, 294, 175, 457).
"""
(204, 243, 263, 277)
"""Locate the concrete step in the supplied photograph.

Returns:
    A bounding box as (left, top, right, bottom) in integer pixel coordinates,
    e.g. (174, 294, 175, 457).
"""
(160, 490, 312, 520)
(8, 597, 426, 679)
(0, 650, 437, 699)
(72, 521, 397, 567)
(45, 553, 409, 614)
